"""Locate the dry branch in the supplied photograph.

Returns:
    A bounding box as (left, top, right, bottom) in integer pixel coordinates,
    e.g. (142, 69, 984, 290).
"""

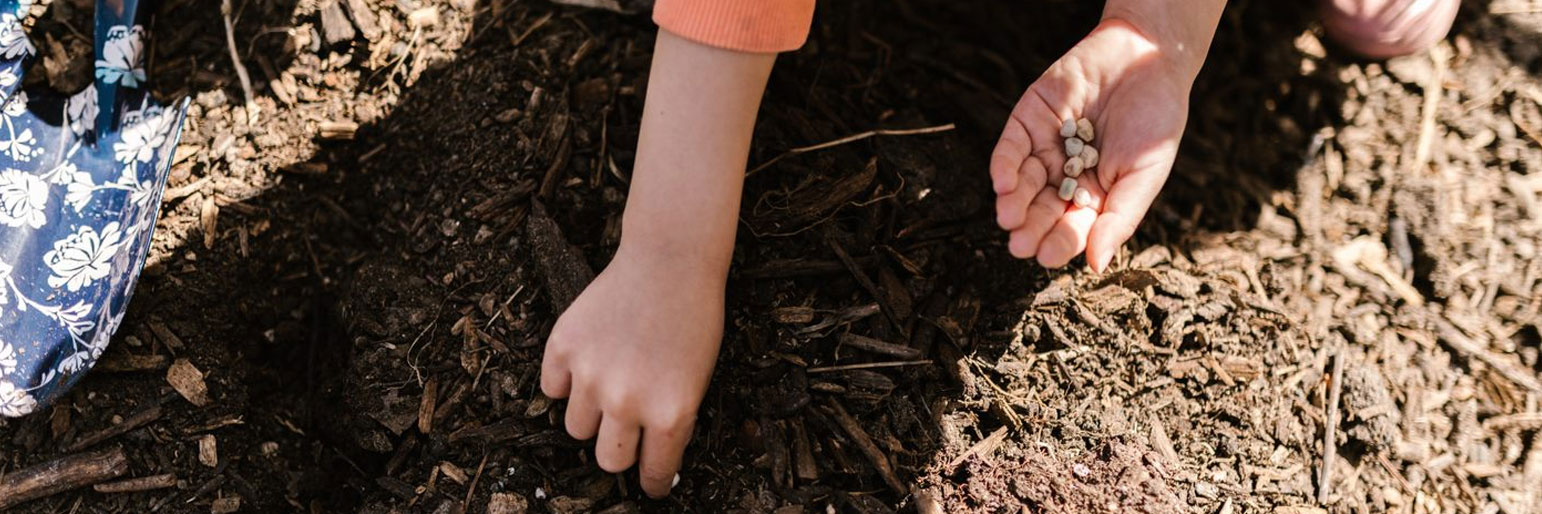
(0, 446, 129, 509)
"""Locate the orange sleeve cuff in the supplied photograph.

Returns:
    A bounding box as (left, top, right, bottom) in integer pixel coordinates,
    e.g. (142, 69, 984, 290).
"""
(653, 0, 816, 54)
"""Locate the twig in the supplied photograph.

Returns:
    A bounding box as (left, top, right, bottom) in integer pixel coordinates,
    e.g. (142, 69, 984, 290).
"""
(807, 360, 931, 373)
(1436, 318, 1542, 392)
(221, 0, 259, 125)
(827, 236, 904, 334)
(65, 403, 162, 452)
(948, 427, 1007, 469)
(1410, 44, 1448, 173)
(825, 401, 905, 494)
(0, 446, 129, 509)
(746, 123, 955, 176)
(462, 452, 490, 508)
(1482, 412, 1542, 432)
(1318, 350, 1345, 505)
(1490, 2, 1542, 14)
(94, 474, 179, 494)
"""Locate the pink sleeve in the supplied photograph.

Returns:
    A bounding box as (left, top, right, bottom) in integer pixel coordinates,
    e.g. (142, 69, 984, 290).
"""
(653, 0, 816, 54)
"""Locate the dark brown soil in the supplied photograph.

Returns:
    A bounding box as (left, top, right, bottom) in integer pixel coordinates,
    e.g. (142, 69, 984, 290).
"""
(3, 0, 1541, 513)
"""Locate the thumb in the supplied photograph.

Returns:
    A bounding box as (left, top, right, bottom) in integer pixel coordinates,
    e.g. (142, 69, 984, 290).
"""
(1086, 168, 1166, 272)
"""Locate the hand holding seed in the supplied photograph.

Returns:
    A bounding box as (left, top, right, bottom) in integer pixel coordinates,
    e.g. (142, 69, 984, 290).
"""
(988, 19, 1194, 271)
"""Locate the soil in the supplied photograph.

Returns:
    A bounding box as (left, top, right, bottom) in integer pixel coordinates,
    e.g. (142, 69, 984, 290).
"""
(2, 0, 1541, 512)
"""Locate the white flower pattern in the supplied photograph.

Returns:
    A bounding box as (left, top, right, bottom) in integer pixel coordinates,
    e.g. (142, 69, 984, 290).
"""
(0, 14, 34, 60)
(0, 339, 16, 376)
(114, 107, 171, 164)
(0, 380, 35, 417)
(0, 167, 46, 228)
(45, 223, 124, 292)
(94, 26, 145, 87)
(66, 85, 97, 136)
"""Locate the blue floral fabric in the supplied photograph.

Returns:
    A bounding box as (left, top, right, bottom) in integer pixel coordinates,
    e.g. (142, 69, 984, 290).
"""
(0, 0, 186, 417)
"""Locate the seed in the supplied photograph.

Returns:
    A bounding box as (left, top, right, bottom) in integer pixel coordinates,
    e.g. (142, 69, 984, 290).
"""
(1076, 118, 1095, 141)
(1073, 187, 1093, 208)
(1082, 145, 1099, 168)
(1063, 156, 1085, 178)
(1058, 177, 1077, 201)
(1060, 118, 1077, 138)
(1065, 137, 1084, 157)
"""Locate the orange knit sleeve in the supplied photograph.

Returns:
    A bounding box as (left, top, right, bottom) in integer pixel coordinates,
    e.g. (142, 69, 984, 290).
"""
(653, 0, 816, 54)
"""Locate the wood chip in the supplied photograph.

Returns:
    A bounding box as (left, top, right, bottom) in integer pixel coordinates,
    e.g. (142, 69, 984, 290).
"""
(200, 195, 219, 249)
(344, 0, 380, 40)
(211, 496, 241, 514)
(198, 435, 219, 468)
(487, 492, 529, 514)
(949, 426, 1007, 468)
(318, 120, 359, 140)
(418, 378, 439, 434)
(838, 332, 922, 359)
(318, 0, 357, 45)
(167, 359, 211, 407)
(408, 7, 440, 28)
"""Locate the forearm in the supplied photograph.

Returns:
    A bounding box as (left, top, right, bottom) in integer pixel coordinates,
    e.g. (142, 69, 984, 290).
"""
(1101, 0, 1227, 80)
(617, 29, 775, 276)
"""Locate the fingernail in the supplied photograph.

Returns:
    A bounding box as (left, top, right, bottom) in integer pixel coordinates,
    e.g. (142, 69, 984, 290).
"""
(1097, 252, 1114, 272)
(671, 473, 681, 489)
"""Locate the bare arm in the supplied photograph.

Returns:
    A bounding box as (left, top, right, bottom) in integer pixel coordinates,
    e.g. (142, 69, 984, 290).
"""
(618, 30, 776, 277)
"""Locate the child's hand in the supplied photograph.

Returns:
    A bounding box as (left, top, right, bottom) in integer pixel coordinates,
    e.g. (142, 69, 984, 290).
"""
(540, 246, 725, 498)
(989, 18, 1202, 272)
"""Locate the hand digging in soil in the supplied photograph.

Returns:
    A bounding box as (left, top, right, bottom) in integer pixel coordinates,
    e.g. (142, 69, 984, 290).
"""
(540, 30, 775, 498)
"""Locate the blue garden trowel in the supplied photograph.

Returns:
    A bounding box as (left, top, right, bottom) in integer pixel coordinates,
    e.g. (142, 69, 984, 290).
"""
(0, 0, 187, 417)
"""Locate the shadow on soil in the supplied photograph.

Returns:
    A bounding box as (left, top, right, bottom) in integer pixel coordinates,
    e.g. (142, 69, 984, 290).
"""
(3, 0, 1369, 511)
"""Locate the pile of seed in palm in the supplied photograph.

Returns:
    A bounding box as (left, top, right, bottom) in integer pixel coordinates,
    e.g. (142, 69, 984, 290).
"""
(1057, 117, 1097, 208)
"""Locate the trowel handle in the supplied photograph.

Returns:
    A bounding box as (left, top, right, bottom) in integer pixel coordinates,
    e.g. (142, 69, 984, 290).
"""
(92, 0, 143, 131)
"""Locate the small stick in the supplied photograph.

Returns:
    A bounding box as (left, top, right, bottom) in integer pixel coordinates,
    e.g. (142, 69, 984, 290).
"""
(948, 427, 1007, 469)
(825, 401, 905, 494)
(462, 452, 490, 508)
(66, 403, 162, 452)
(1436, 318, 1542, 392)
(94, 474, 179, 493)
(0, 446, 129, 509)
(1319, 351, 1346, 505)
(746, 124, 955, 176)
(1490, 2, 1542, 14)
(808, 360, 931, 373)
(1482, 412, 1542, 432)
(220, 0, 259, 125)
(827, 236, 905, 334)
(1410, 44, 1447, 173)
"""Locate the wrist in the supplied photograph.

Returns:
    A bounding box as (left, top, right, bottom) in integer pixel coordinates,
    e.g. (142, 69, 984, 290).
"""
(614, 226, 735, 283)
(1099, 1, 1224, 81)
